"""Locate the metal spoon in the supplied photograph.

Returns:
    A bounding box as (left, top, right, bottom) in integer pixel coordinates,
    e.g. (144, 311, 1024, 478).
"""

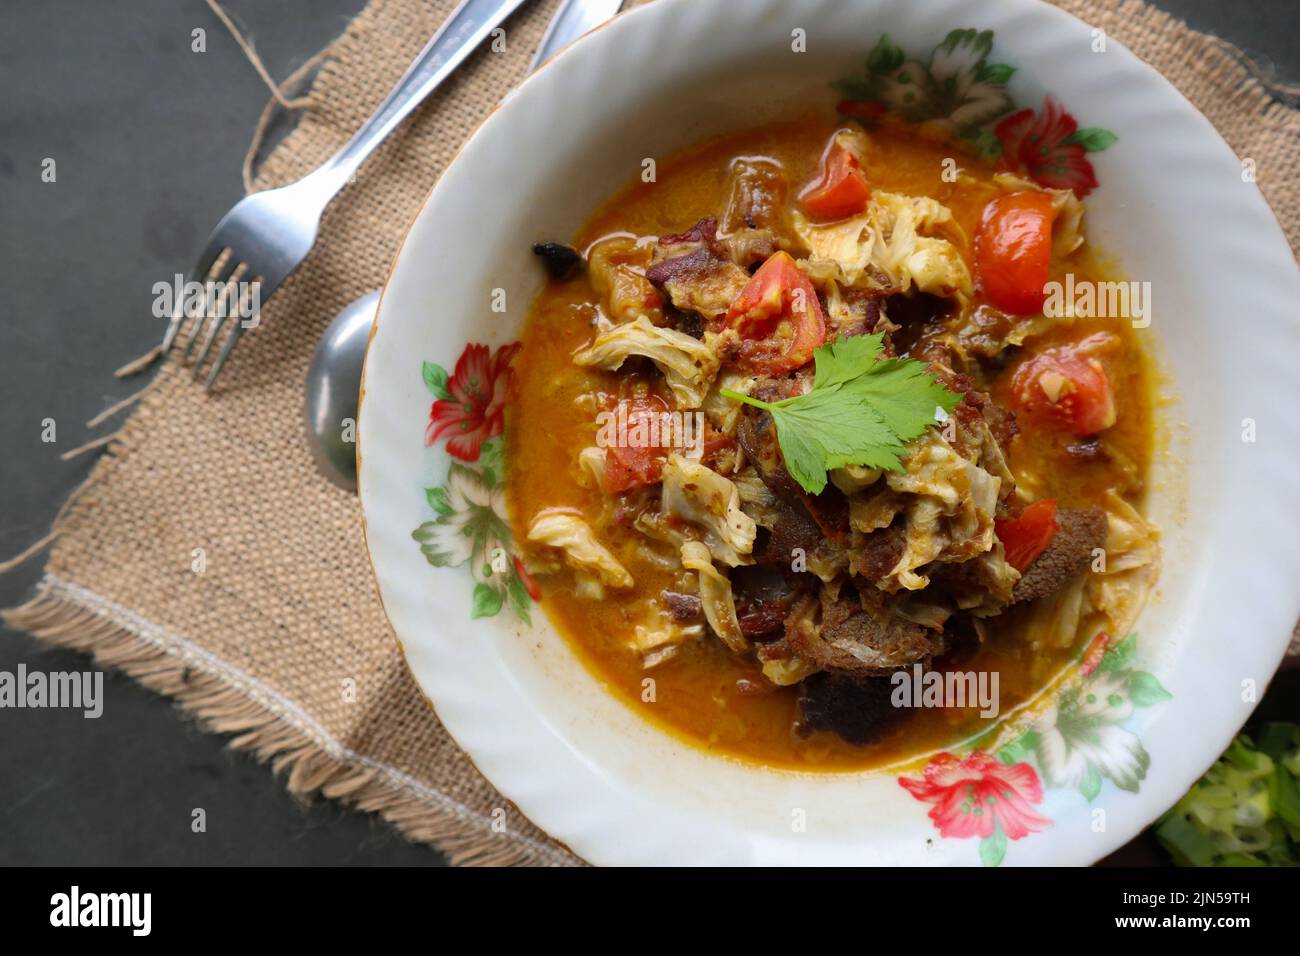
(305, 0, 624, 490)
(304, 290, 378, 490)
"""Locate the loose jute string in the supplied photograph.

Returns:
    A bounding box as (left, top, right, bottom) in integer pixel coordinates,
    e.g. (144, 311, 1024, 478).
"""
(1204, 35, 1300, 104)
(204, 0, 313, 111)
(201, 0, 331, 194)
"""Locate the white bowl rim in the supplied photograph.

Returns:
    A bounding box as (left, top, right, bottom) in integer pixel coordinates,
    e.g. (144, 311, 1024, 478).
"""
(359, 0, 1300, 866)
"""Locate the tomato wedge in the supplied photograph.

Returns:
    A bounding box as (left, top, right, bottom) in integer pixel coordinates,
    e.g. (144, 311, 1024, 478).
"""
(975, 190, 1057, 315)
(996, 499, 1059, 573)
(601, 394, 675, 494)
(725, 251, 826, 374)
(512, 556, 542, 601)
(1008, 344, 1116, 436)
(799, 134, 871, 220)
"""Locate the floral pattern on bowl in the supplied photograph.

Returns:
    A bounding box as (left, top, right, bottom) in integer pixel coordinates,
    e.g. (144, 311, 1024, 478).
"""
(359, 0, 1300, 866)
(835, 29, 1116, 195)
(411, 342, 536, 622)
(406, 29, 1164, 863)
(900, 632, 1172, 865)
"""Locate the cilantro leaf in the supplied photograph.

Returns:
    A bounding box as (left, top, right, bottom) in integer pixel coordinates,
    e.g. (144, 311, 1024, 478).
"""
(839, 355, 961, 442)
(722, 338, 961, 495)
(768, 389, 902, 494)
(811, 334, 885, 390)
(766, 410, 832, 494)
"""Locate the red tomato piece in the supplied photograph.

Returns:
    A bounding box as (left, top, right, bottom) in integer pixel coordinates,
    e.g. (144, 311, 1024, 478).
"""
(1008, 345, 1117, 436)
(725, 251, 826, 374)
(799, 136, 871, 220)
(602, 395, 674, 494)
(996, 499, 1060, 573)
(975, 190, 1057, 315)
(512, 556, 542, 601)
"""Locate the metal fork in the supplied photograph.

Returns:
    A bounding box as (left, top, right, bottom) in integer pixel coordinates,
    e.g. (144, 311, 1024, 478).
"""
(162, 0, 533, 388)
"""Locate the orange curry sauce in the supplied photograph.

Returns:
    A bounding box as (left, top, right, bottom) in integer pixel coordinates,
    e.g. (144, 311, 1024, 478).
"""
(506, 117, 1154, 771)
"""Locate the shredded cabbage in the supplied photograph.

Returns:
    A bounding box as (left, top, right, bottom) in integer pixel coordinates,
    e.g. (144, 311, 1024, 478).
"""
(659, 454, 756, 567)
(526, 512, 633, 590)
(679, 541, 747, 653)
(573, 315, 721, 409)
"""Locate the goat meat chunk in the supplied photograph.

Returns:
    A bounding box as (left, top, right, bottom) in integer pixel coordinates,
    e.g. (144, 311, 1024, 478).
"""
(797, 672, 907, 746)
(1012, 505, 1108, 604)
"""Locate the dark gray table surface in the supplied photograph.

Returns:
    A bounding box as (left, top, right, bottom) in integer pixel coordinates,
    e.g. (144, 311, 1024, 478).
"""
(0, 0, 1294, 866)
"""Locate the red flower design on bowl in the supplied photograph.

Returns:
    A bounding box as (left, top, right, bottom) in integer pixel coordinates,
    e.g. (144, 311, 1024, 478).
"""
(995, 95, 1099, 197)
(425, 342, 520, 461)
(899, 751, 1051, 841)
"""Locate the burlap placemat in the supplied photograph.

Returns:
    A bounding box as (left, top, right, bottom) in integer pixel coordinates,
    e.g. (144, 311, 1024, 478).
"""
(4, 0, 1297, 866)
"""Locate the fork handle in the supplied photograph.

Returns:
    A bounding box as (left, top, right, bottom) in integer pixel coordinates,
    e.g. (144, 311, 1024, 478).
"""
(309, 0, 533, 194)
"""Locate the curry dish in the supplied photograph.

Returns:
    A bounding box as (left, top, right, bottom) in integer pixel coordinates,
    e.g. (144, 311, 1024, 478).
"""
(507, 116, 1160, 770)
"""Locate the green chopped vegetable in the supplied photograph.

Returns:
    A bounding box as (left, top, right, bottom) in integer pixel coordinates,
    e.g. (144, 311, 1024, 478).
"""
(1157, 721, 1300, 867)
(721, 334, 961, 494)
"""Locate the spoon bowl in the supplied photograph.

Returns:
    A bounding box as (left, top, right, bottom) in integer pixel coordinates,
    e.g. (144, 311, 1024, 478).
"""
(304, 289, 379, 491)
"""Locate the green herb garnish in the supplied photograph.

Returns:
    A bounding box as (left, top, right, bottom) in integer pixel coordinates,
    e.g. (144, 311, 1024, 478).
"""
(1157, 723, 1300, 867)
(721, 334, 961, 494)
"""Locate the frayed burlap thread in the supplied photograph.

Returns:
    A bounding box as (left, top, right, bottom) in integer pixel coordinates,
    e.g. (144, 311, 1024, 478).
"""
(3, 0, 1297, 867)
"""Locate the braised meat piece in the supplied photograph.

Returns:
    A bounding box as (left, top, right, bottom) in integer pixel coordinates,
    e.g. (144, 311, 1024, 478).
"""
(763, 503, 822, 567)
(1012, 505, 1108, 604)
(736, 404, 802, 501)
(666, 305, 704, 339)
(722, 159, 791, 235)
(719, 158, 798, 268)
(785, 587, 944, 677)
(955, 385, 1020, 453)
(884, 292, 954, 357)
(797, 672, 907, 746)
(731, 565, 807, 641)
(644, 217, 751, 321)
(853, 526, 906, 584)
(660, 589, 703, 623)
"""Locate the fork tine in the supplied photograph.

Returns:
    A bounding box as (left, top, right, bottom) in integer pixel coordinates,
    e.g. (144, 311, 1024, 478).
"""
(191, 315, 231, 375)
(181, 254, 238, 363)
(162, 243, 229, 357)
(204, 278, 261, 390)
(173, 308, 208, 362)
(160, 293, 188, 355)
(180, 313, 217, 364)
(203, 317, 246, 391)
(169, 285, 214, 360)
(191, 264, 248, 374)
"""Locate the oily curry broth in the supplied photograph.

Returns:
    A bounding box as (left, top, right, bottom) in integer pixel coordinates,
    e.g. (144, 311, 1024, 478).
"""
(507, 119, 1154, 771)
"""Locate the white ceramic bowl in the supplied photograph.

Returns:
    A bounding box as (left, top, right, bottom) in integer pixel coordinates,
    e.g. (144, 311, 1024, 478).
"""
(359, 0, 1300, 865)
